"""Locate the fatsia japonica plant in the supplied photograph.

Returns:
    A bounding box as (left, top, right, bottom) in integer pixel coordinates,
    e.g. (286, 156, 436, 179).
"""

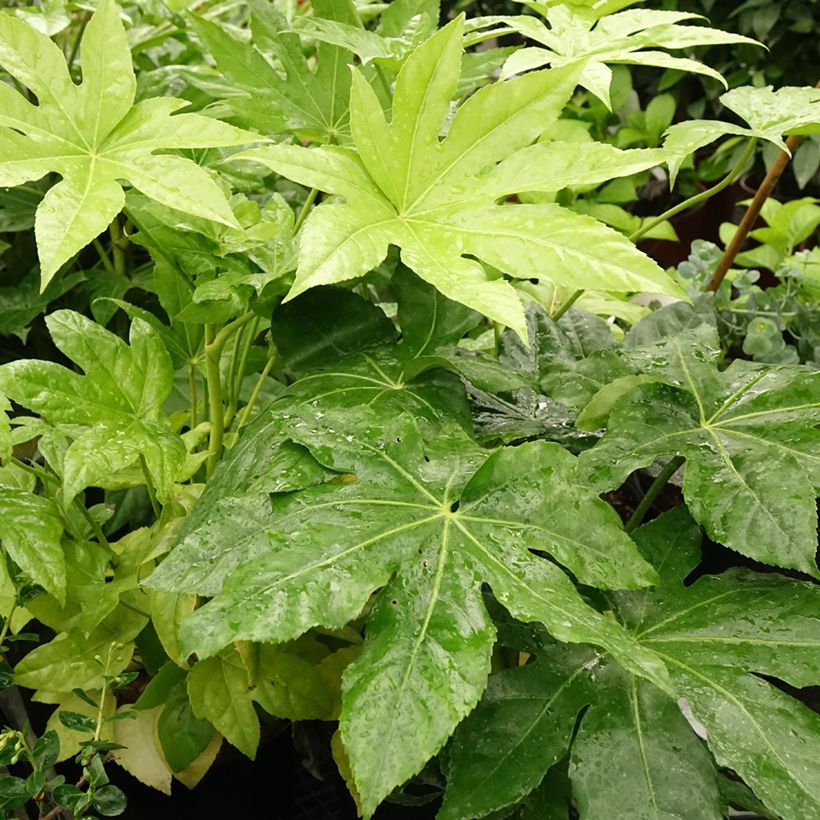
(0, 0, 818, 819)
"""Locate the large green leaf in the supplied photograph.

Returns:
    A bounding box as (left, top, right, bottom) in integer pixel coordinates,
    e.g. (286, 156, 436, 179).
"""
(467, 6, 755, 108)
(0, 0, 254, 286)
(0, 310, 185, 502)
(240, 16, 680, 338)
(664, 86, 820, 184)
(190, 0, 356, 143)
(581, 348, 820, 576)
(149, 400, 665, 816)
(441, 509, 820, 820)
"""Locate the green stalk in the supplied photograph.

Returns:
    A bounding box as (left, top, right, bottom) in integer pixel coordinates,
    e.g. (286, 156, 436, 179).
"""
(294, 188, 319, 234)
(188, 361, 199, 429)
(76, 501, 111, 552)
(204, 324, 224, 479)
(91, 238, 117, 276)
(236, 353, 276, 432)
(203, 314, 255, 475)
(625, 456, 685, 533)
(629, 138, 758, 244)
(109, 216, 129, 278)
(139, 454, 161, 519)
(0, 602, 17, 657)
(552, 289, 584, 321)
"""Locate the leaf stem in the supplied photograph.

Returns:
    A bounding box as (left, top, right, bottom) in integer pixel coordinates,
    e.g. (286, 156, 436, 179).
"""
(706, 135, 800, 292)
(236, 352, 276, 432)
(75, 501, 111, 552)
(138, 454, 161, 519)
(204, 325, 225, 478)
(109, 217, 128, 278)
(552, 289, 584, 321)
(0, 602, 17, 658)
(91, 238, 117, 277)
(294, 188, 319, 234)
(188, 361, 199, 429)
(203, 314, 256, 474)
(625, 456, 685, 533)
(629, 137, 758, 244)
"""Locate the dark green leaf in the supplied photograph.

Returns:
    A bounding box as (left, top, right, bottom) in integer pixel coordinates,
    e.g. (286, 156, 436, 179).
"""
(58, 711, 97, 734)
(157, 679, 216, 772)
(271, 286, 397, 373)
(92, 784, 127, 816)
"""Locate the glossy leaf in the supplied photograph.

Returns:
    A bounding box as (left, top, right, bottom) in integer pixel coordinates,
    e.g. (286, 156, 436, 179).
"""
(240, 16, 681, 337)
(443, 509, 820, 820)
(0, 0, 254, 285)
(581, 348, 820, 575)
(149, 401, 666, 816)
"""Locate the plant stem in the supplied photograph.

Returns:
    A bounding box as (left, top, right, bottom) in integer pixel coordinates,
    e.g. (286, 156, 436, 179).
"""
(0, 602, 17, 657)
(188, 361, 199, 429)
(706, 134, 802, 292)
(552, 289, 584, 321)
(139, 454, 161, 519)
(625, 456, 685, 533)
(629, 137, 758, 244)
(75, 501, 111, 552)
(109, 217, 128, 278)
(294, 188, 319, 234)
(10, 458, 56, 487)
(91, 238, 117, 276)
(236, 353, 276, 432)
(204, 325, 225, 477)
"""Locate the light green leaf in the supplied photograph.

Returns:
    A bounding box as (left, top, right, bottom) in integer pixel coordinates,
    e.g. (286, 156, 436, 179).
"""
(0, 490, 65, 603)
(471, 6, 755, 107)
(0, 0, 254, 286)
(191, 0, 355, 142)
(14, 607, 146, 690)
(240, 15, 681, 338)
(664, 86, 820, 185)
(0, 310, 185, 502)
(188, 648, 259, 759)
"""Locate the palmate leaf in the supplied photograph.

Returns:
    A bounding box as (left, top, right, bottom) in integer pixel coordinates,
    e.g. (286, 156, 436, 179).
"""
(442, 509, 820, 820)
(240, 16, 680, 338)
(664, 85, 820, 184)
(580, 344, 820, 576)
(190, 0, 356, 143)
(0, 0, 256, 287)
(0, 310, 185, 503)
(148, 405, 667, 816)
(467, 5, 755, 108)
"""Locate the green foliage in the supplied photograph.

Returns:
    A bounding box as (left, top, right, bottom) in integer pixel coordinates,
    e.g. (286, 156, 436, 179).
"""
(0, 0, 254, 286)
(241, 15, 680, 337)
(0, 1, 818, 819)
(441, 509, 820, 820)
